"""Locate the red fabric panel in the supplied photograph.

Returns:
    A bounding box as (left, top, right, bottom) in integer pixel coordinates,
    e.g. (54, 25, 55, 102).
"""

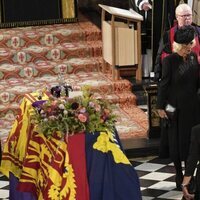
(68, 133, 90, 200)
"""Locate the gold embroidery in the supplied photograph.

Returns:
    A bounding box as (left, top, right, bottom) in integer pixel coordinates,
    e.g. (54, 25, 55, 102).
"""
(93, 132, 130, 165)
(61, 0, 75, 19)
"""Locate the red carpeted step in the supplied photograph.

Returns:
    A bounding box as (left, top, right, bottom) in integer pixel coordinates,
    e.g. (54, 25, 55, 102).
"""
(114, 105, 148, 140)
(0, 22, 101, 48)
(0, 57, 103, 80)
(0, 72, 134, 104)
(0, 40, 102, 65)
(0, 87, 136, 114)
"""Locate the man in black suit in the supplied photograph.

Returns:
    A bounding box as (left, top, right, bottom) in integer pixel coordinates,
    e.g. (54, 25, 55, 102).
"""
(129, 0, 180, 77)
(129, 0, 152, 77)
(129, 0, 152, 53)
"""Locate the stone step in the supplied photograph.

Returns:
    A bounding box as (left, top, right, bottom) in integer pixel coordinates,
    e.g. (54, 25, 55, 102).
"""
(0, 56, 103, 80)
(0, 40, 102, 65)
(0, 22, 101, 48)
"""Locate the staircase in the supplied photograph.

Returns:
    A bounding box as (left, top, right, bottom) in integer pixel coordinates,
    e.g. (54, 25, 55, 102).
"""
(0, 14, 148, 148)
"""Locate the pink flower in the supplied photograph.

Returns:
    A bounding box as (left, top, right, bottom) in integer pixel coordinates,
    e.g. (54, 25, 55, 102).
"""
(47, 108, 52, 113)
(78, 113, 87, 123)
(95, 104, 101, 112)
(89, 102, 95, 107)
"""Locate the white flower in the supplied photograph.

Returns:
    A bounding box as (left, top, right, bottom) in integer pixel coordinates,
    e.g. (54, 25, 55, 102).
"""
(43, 118, 48, 122)
(63, 110, 68, 115)
(49, 116, 56, 120)
(58, 104, 65, 109)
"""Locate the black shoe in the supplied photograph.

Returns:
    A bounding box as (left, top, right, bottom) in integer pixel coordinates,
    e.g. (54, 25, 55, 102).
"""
(175, 174, 183, 191)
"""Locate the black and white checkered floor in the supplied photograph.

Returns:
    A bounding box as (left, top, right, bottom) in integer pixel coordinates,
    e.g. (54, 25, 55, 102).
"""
(130, 156, 183, 200)
(0, 156, 184, 200)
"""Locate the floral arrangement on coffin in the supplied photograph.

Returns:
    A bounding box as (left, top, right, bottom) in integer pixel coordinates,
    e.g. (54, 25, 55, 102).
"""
(32, 86, 116, 139)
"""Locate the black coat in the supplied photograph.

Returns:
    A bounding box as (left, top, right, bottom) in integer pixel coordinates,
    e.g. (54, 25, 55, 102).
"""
(129, 0, 183, 62)
(185, 124, 200, 198)
(154, 25, 200, 81)
(157, 52, 200, 161)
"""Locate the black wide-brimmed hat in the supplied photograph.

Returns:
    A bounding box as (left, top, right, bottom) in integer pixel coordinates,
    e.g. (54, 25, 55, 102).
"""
(174, 25, 195, 44)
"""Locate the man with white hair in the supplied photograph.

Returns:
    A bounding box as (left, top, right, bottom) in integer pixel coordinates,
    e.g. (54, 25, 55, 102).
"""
(154, 3, 200, 82)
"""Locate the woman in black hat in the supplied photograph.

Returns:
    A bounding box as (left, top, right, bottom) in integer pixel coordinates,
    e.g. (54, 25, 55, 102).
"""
(156, 25, 200, 190)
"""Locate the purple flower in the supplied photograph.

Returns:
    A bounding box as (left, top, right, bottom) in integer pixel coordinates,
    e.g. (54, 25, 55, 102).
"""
(32, 100, 47, 108)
